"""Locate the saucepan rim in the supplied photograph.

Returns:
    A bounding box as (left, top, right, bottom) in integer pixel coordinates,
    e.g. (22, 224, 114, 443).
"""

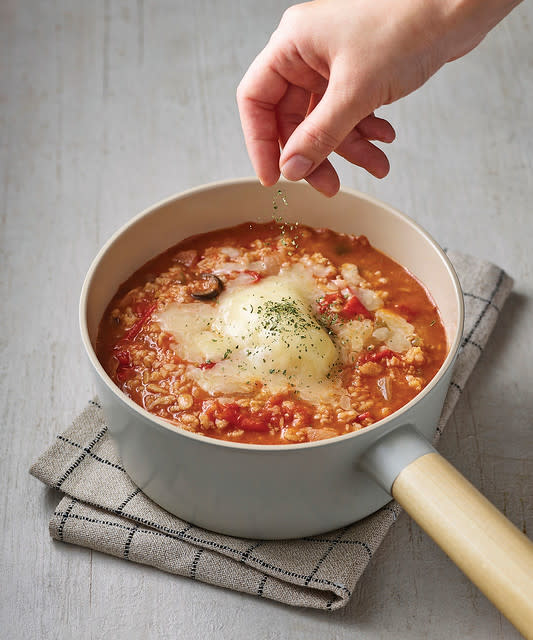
(79, 177, 464, 452)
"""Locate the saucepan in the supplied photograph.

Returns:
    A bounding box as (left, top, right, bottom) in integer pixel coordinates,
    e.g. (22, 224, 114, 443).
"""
(80, 178, 532, 636)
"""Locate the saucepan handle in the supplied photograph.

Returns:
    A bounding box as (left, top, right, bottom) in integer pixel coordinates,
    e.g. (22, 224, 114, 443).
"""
(360, 426, 533, 639)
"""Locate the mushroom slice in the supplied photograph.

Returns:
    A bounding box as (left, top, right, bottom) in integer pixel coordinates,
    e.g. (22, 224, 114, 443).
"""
(190, 274, 224, 300)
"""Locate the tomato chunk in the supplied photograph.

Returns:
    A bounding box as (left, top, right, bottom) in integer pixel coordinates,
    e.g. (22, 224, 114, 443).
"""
(238, 416, 270, 432)
(217, 402, 241, 424)
(198, 361, 216, 370)
(207, 401, 271, 432)
(317, 293, 342, 314)
(114, 350, 131, 367)
(367, 348, 395, 363)
(340, 295, 372, 320)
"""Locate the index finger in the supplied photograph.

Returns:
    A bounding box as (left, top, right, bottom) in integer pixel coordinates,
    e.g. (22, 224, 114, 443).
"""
(236, 48, 288, 186)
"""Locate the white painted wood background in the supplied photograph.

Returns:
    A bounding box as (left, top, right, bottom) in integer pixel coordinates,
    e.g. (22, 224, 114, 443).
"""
(1, 1, 531, 638)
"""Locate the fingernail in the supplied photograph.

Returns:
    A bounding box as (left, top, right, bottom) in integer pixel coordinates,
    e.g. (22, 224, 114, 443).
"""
(280, 155, 313, 181)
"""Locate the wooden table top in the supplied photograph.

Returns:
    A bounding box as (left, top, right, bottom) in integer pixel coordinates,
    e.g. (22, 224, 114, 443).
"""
(1, 1, 531, 638)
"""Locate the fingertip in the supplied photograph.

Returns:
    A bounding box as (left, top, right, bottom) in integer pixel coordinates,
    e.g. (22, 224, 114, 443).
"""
(371, 157, 390, 179)
(319, 184, 340, 197)
(383, 123, 396, 144)
(258, 171, 280, 187)
(247, 144, 282, 189)
(356, 116, 396, 144)
(304, 160, 340, 197)
(308, 180, 340, 198)
(256, 161, 281, 186)
(280, 154, 314, 182)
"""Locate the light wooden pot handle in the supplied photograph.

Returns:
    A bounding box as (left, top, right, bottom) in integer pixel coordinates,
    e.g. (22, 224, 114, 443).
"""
(392, 452, 533, 639)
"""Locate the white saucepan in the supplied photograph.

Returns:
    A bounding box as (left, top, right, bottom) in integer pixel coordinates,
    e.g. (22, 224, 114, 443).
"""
(80, 179, 533, 637)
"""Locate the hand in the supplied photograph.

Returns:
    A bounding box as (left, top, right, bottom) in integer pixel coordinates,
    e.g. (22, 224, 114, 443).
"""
(237, 0, 520, 196)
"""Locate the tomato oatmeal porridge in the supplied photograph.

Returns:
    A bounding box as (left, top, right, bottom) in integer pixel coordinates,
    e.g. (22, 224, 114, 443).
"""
(96, 221, 447, 444)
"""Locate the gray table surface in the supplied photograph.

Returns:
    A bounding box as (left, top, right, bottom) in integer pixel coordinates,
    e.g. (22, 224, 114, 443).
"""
(1, 1, 532, 638)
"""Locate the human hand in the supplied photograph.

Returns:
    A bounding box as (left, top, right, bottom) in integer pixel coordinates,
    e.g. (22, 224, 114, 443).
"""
(237, 0, 520, 196)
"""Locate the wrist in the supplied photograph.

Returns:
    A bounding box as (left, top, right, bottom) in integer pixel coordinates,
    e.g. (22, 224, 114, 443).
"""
(437, 0, 523, 60)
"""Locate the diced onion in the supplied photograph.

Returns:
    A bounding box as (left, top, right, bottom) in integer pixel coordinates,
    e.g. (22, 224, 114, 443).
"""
(220, 247, 241, 258)
(311, 262, 333, 278)
(339, 395, 352, 410)
(355, 287, 383, 311)
(246, 261, 265, 272)
(372, 327, 390, 342)
(211, 262, 246, 275)
(377, 376, 392, 401)
(225, 271, 256, 288)
(247, 257, 281, 275)
(374, 309, 415, 352)
(340, 263, 360, 285)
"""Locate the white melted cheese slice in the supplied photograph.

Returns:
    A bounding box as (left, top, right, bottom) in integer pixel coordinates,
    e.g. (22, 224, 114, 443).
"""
(156, 269, 342, 402)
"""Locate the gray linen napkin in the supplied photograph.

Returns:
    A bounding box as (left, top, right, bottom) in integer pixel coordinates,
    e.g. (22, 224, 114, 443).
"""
(30, 251, 513, 610)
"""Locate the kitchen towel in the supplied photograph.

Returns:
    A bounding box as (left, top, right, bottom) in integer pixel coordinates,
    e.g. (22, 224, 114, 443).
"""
(30, 251, 513, 610)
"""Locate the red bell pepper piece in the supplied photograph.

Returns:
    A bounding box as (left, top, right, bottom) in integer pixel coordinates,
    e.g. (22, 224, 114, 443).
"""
(123, 302, 157, 342)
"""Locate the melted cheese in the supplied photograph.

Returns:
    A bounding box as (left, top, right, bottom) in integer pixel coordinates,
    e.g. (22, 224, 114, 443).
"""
(156, 269, 340, 401)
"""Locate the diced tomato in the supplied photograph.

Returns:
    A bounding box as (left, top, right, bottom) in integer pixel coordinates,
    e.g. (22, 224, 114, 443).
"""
(244, 270, 263, 283)
(114, 348, 134, 382)
(216, 402, 241, 424)
(340, 295, 372, 320)
(114, 350, 131, 367)
(359, 348, 396, 364)
(116, 366, 135, 382)
(209, 401, 271, 432)
(123, 302, 157, 342)
(317, 293, 342, 314)
(237, 416, 270, 432)
(198, 361, 216, 370)
(369, 348, 395, 362)
(264, 393, 286, 409)
(203, 395, 311, 434)
(355, 411, 371, 422)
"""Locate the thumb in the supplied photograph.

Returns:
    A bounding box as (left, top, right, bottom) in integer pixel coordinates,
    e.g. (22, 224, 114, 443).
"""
(279, 70, 373, 181)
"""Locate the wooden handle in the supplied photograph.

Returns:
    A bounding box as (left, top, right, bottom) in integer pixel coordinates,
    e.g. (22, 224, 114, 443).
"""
(392, 452, 533, 640)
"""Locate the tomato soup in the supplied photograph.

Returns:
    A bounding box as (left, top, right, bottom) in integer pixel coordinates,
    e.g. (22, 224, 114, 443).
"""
(96, 221, 447, 444)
